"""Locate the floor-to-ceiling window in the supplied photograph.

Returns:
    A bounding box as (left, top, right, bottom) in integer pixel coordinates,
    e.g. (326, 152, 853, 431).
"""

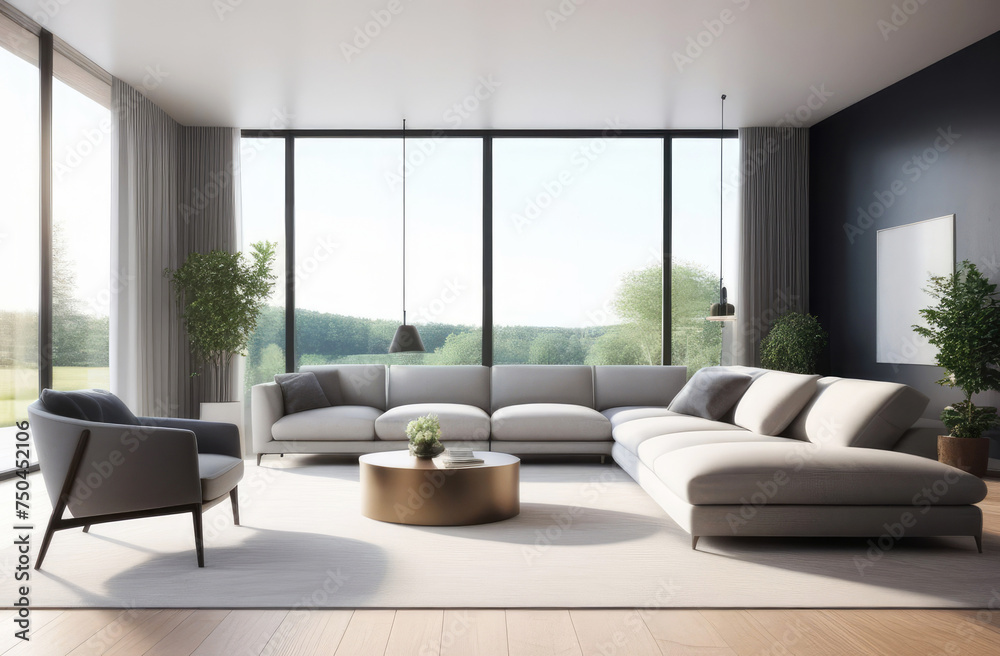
(51, 53, 112, 392)
(290, 137, 482, 368)
(241, 131, 737, 386)
(0, 17, 40, 457)
(671, 138, 740, 371)
(241, 137, 286, 390)
(492, 138, 663, 365)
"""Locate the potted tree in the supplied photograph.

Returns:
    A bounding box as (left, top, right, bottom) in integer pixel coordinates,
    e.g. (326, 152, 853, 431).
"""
(913, 261, 1000, 478)
(760, 312, 828, 374)
(165, 241, 277, 433)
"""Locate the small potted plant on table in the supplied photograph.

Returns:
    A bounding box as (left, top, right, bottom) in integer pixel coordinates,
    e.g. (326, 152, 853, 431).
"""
(407, 414, 445, 458)
(914, 260, 1000, 477)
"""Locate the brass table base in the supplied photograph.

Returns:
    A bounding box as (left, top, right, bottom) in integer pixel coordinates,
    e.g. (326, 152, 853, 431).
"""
(359, 451, 520, 526)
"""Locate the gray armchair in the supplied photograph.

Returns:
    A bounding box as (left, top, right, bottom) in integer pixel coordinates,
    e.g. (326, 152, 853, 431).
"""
(27, 389, 244, 569)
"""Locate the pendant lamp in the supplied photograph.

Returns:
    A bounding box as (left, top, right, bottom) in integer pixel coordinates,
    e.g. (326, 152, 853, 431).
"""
(389, 119, 426, 352)
(707, 94, 736, 322)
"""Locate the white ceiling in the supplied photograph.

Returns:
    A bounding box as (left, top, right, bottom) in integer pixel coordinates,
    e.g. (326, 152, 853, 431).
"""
(9, 0, 1000, 129)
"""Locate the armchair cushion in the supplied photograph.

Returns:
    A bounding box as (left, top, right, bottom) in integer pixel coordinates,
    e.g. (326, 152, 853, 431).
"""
(40, 388, 139, 425)
(275, 372, 333, 414)
(198, 454, 244, 502)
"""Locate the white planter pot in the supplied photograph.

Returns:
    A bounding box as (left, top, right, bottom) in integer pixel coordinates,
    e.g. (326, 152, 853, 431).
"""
(200, 401, 245, 452)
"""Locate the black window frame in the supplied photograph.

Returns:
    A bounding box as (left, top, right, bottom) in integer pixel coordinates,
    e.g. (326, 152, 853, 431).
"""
(240, 128, 738, 370)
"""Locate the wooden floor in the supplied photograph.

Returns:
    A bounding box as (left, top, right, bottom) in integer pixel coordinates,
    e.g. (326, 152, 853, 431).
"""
(4, 608, 1000, 655)
(7, 473, 999, 655)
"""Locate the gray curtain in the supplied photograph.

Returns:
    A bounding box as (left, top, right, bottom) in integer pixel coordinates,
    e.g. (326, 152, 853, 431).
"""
(111, 78, 241, 418)
(177, 127, 242, 414)
(735, 127, 810, 366)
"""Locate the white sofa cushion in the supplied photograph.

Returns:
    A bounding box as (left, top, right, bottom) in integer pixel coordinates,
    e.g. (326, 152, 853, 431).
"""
(612, 415, 745, 455)
(602, 406, 680, 429)
(638, 431, 795, 469)
(657, 442, 988, 506)
(491, 403, 612, 441)
(271, 405, 381, 441)
(782, 377, 929, 449)
(375, 403, 491, 441)
(593, 365, 687, 411)
(387, 365, 490, 412)
(491, 365, 595, 412)
(732, 370, 819, 435)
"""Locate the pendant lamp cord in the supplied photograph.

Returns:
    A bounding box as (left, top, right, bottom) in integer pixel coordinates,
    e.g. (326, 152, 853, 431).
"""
(402, 118, 407, 325)
(719, 94, 725, 304)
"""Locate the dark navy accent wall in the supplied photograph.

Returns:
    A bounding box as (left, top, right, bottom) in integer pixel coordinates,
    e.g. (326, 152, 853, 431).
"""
(809, 30, 1000, 449)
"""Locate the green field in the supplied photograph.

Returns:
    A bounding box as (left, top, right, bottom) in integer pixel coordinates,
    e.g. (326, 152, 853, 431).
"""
(1, 367, 111, 426)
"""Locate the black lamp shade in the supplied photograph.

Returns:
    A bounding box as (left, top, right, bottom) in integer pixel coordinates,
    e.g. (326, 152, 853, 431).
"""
(706, 303, 736, 321)
(389, 324, 425, 353)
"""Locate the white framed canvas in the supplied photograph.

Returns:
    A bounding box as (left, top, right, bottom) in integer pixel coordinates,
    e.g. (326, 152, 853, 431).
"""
(876, 214, 955, 365)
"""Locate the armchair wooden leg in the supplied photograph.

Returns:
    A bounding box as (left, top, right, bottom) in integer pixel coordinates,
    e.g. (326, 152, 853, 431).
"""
(230, 488, 240, 526)
(256, 453, 263, 466)
(976, 534, 983, 553)
(82, 525, 90, 533)
(35, 430, 91, 571)
(192, 507, 205, 567)
(692, 535, 700, 550)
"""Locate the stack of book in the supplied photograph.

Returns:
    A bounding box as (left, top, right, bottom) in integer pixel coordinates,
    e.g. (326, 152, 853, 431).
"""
(438, 448, 485, 468)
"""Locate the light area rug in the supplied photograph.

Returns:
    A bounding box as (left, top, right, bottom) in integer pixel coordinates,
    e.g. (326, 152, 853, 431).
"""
(2, 459, 997, 609)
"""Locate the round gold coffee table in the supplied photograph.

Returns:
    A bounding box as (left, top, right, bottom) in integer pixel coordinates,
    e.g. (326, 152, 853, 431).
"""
(359, 450, 519, 526)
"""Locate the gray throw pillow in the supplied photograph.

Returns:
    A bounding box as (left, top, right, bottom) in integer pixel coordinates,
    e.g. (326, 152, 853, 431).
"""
(40, 388, 140, 425)
(667, 367, 753, 420)
(275, 372, 332, 414)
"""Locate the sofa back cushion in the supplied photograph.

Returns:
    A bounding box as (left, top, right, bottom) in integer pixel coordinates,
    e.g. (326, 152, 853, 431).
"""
(666, 367, 753, 420)
(388, 365, 490, 412)
(593, 365, 688, 411)
(782, 377, 929, 449)
(732, 370, 820, 436)
(301, 364, 386, 410)
(274, 372, 332, 414)
(491, 365, 594, 412)
(40, 389, 139, 425)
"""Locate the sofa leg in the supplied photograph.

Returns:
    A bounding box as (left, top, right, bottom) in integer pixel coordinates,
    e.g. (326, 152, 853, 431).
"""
(600, 455, 606, 464)
(192, 507, 205, 567)
(975, 534, 983, 553)
(82, 525, 90, 533)
(691, 535, 700, 550)
(230, 488, 241, 526)
(256, 453, 263, 466)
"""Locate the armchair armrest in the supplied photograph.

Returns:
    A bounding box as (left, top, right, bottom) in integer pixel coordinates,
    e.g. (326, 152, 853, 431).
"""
(252, 382, 285, 453)
(64, 422, 203, 518)
(138, 416, 242, 459)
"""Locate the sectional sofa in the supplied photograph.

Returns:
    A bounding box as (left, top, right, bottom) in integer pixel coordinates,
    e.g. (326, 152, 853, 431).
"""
(252, 364, 988, 550)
